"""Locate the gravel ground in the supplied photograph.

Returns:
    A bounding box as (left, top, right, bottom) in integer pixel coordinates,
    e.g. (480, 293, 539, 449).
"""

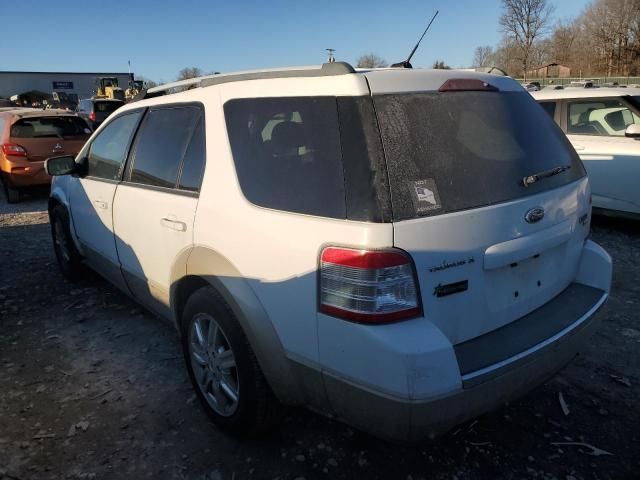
(0, 188, 638, 480)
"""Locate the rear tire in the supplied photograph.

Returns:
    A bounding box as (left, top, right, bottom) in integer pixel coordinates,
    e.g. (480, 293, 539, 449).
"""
(50, 205, 83, 281)
(1, 174, 20, 203)
(181, 286, 281, 437)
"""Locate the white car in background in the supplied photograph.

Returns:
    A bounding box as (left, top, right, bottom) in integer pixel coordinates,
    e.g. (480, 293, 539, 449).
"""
(532, 88, 640, 217)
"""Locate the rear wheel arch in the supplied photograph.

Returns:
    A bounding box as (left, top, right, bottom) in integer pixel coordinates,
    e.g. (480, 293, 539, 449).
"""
(171, 247, 303, 405)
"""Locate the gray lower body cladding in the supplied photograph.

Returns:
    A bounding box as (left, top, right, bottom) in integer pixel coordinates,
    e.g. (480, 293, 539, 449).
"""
(317, 285, 607, 443)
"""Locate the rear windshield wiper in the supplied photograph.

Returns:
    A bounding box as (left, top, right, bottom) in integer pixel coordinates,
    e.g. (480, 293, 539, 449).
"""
(522, 165, 571, 187)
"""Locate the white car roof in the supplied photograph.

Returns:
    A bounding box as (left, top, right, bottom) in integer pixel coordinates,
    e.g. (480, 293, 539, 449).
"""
(532, 87, 640, 101)
(135, 63, 524, 108)
(362, 68, 522, 94)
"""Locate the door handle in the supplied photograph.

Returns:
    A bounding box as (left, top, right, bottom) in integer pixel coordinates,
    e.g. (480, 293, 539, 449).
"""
(93, 200, 108, 210)
(573, 145, 585, 151)
(161, 217, 187, 232)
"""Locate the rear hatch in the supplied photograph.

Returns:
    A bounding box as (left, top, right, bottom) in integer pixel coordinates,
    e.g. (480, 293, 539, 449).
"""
(370, 81, 589, 345)
(10, 115, 90, 161)
(93, 100, 124, 124)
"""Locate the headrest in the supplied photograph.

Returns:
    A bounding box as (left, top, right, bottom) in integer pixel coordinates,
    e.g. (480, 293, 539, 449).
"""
(271, 121, 304, 155)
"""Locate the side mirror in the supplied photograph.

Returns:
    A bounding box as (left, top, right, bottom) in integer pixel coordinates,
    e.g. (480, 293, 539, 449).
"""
(45, 155, 77, 176)
(625, 124, 640, 138)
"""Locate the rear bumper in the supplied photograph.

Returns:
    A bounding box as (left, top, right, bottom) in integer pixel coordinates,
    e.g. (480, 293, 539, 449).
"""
(1, 158, 50, 187)
(320, 240, 611, 442)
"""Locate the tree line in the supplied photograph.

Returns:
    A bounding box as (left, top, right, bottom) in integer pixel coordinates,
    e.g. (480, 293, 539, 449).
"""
(474, 0, 640, 78)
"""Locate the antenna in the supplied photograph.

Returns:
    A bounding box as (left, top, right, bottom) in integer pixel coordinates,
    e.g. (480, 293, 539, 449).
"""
(326, 48, 336, 63)
(391, 10, 439, 68)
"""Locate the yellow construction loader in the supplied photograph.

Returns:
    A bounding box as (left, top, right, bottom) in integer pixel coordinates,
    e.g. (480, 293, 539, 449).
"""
(95, 77, 125, 101)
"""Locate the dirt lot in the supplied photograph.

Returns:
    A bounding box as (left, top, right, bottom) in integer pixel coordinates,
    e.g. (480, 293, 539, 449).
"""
(1, 189, 638, 480)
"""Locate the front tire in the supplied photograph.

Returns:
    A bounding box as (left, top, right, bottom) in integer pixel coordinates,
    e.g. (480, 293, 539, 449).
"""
(181, 286, 280, 437)
(50, 205, 83, 281)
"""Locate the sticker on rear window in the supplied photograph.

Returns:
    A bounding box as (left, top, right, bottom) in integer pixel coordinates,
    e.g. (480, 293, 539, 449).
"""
(409, 179, 441, 214)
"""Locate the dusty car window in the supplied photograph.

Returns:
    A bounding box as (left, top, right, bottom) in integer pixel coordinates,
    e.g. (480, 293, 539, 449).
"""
(87, 111, 142, 180)
(224, 97, 346, 218)
(374, 91, 585, 220)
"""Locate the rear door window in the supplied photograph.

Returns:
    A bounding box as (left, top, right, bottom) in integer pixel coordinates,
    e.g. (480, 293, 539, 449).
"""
(94, 101, 123, 113)
(128, 106, 201, 189)
(10, 116, 90, 138)
(177, 119, 205, 192)
(374, 91, 585, 220)
(224, 97, 346, 218)
(87, 111, 142, 180)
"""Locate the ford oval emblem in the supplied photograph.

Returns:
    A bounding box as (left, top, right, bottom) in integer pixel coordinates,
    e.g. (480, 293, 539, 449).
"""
(525, 207, 545, 224)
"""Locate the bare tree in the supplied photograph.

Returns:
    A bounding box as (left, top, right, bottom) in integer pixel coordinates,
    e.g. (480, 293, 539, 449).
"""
(472, 46, 494, 67)
(529, 38, 553, 70)
(549, 19, 577, 65)
(499, 0, 555, 78)
(356, 53, 387, 68)
(491, 37, 523, 75)
(177, 67, 204, 81)
(432, 60, 451, 69)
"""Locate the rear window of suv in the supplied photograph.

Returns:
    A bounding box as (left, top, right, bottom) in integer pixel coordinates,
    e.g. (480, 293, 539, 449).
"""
(374, 91, 585, 220)
(10, 116, 90, 138)
(94, 101, 123, 113)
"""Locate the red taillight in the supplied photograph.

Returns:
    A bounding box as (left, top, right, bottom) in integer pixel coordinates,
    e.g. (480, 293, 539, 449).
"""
(89, 111, 96, 122)
(319, 247, 421, 324)
(2, 143, 26, 157)
(438, 79, 499, 92)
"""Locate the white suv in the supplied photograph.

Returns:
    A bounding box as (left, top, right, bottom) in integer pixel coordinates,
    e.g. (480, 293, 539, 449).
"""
(46, 63, 612, 442)
(532, 87, 640, 217)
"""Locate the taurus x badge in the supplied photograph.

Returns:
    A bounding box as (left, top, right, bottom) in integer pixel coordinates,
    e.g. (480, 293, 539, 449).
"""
(525, 207, 545, 224)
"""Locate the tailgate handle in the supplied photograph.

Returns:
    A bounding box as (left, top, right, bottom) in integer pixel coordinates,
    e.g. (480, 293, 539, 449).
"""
(483, 220, 572, 270)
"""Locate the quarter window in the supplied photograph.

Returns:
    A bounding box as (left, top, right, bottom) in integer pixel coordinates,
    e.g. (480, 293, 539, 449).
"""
(224, 97, 346, 218)
(129, 106, 201, 189)
(87, 111, 142, 180)
(567, 99, 640, 136)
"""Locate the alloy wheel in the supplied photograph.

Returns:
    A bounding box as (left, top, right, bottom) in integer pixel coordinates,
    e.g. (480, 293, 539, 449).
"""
(189, 313, 240, 416)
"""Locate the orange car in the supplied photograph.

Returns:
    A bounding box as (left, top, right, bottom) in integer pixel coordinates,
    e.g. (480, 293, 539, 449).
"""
(0, 109, 91, 203)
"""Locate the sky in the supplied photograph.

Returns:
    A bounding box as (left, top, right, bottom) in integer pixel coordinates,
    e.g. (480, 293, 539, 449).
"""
(1, 0, 591, 83)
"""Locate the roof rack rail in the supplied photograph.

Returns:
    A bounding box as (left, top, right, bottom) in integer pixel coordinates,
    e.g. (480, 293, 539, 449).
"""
(133, 62, 356, 101)
(200, 61, 355, 87)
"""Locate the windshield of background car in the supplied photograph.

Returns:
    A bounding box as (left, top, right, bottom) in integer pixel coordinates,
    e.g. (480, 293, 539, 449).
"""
(373, 91, 586, 220)
(95, 101, 123, 113)
(10, 116, 90, 138)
